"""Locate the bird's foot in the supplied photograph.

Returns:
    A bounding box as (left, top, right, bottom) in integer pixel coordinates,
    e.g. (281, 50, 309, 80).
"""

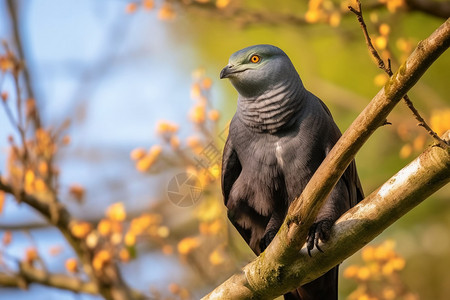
(306, 219, 333, 257)
(259, 230, 277, 253)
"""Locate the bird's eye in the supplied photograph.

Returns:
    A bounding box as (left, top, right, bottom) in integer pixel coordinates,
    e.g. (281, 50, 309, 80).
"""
(250, 55, 260, 63)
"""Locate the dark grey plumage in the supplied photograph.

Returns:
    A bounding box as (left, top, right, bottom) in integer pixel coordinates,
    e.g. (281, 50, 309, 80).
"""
(220, 44, 364, 300)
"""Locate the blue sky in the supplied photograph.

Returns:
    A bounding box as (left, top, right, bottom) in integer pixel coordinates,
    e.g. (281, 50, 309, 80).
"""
(0, 1, 222, 298)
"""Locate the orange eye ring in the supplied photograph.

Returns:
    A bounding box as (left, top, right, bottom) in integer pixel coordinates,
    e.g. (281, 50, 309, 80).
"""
(250, 55, 260, 63)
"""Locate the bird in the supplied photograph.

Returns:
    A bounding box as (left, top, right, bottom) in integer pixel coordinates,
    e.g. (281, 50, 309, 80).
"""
(220, 44, 364, 300)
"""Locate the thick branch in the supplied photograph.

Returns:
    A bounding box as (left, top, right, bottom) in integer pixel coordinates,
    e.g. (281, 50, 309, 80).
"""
(0, 263, 98, 294)
(204, 19, 450, 299)
(204, 132, 449, 299)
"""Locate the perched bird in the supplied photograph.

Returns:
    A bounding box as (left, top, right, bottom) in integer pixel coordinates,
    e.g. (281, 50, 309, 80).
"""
(220, 44, 364, 300)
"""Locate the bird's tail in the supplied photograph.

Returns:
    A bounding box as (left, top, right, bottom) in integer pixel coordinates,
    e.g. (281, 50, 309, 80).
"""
(284, 265, 339, 300)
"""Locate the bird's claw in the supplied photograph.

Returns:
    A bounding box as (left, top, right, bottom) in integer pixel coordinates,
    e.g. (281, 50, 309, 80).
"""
(306, 219, 333, 257)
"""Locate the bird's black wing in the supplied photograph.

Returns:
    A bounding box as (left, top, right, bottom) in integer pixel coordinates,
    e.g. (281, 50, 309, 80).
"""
(318, 96, 364, 206)
(221, 136, 242, 206)
(343, 160, 364, 207)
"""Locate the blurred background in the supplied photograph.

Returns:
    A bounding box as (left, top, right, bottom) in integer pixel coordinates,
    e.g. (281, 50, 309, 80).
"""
(0, 0, 449, 299)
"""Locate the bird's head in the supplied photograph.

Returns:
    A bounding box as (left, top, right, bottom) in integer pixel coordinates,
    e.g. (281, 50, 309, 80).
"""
(220, 44, 300, 98)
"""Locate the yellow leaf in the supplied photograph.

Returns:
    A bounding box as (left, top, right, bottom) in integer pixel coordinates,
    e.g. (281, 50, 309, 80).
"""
(136, 155, 156, 172)
(61, 135, 71, 145)
(208, 110, 220, 122)
(305, 10, 320, 23)
(361, 246, 375, 262)
(379, 23, 390, 36)
(48, 245, 63, 256)
(69, 184, 85, 202)
(65, 258, 78, 273)
(38, 161, 48, 175)
(1, 91, 8, 102)
(2, 231, 12, 246)
(70, 221, 92, 239)
(186, 136, 201, 150)
(391, 257, 405, 270)
(162, 244, 173, 255)
(106, 202, 126, 222)
(413, 135, 426, 151)
(201, 77, 213, 90)
(0, 56, 14, 72)
(156, 121, 178, 134)
(0, 191, 5, 214)
(157, 226, 170, 238)
(382, 262, 394, 275)
(130, 148, 146, 160)
(216, 0, 230, 9)
(189, 104, 206, 124)
(125, 2, 138, 14)
(199, 219, 222, 235)
(430, 109, 450, 136)
(190, 83, 202, 100)
(177, 237, 200, 255)
(25, 170, 35, 193)
(356, 266, 370, 280)
(98, 219, 112, 236)
(343, 265, 359, 279)
(158, 3, 176, 20)
(329, 12, 341, 28)
(93, 250, 111, 271)
(142, 0, 154, 10)
(124, 232, 136, 246)
(86, 232, 99, 249)
(382, 288, 396, 300)
(35, 179, 47, 192)
(399, 144, 412, 159)
(119, 248, 130, 262)
(170, 136, 180, 149)
(169, 283, 181, 294)
(24, 247, 38, 264)
(209, 248, 225, 265)
(374, 73, 388, 87)
(374, 36, 387, 50)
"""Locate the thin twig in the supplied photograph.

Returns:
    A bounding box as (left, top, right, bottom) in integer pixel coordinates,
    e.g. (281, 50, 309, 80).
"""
(6, 0, 41, 129)
(349, 0, 449, 148)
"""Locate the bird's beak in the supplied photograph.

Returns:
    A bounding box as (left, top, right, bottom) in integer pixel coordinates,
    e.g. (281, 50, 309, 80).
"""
(220, 64, 233, 79)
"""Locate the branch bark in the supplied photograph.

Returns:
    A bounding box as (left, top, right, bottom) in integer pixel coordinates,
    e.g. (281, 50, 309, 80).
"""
(0, 262, 99, 295)
(0, 181, 137, 300)
(349, 0, 449, 148)
(203, 18, 450, 300)
(405, 0, 450, 19)
(0, 262, 150, 300)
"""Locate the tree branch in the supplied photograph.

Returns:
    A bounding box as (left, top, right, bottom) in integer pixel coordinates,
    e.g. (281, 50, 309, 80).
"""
(405, 0, 450, 19)
(203, 18, 450, 300)
(6, 0, 41, 128)
(349, 0, 449, 148)
(0, 262, 150, 300)
(172, 0, 383, 28)
(0, 262, 99, 294)
(0, 181, 137, 300)
(204, 131, 449, 299)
